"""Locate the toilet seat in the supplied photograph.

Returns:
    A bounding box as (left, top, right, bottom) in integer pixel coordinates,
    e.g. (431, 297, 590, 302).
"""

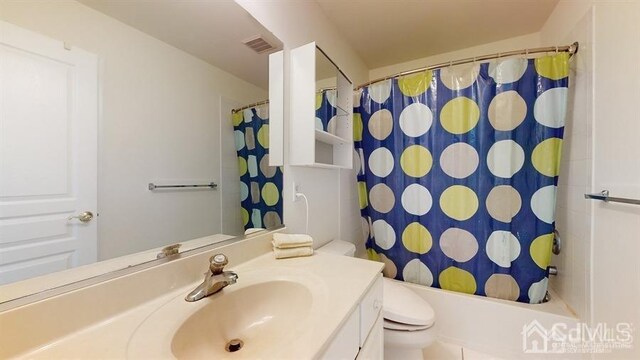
(383, 319, 431, 331)
(382, 278, 435, 329)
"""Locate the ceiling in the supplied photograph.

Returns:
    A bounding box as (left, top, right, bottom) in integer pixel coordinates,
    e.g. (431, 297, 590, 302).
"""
(80, 0, 281, 89)
(316, 0, 559, 69)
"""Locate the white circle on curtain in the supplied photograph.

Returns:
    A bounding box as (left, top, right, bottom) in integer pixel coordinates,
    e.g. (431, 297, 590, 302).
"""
(487, 140, 525, 178)
(255, 104, 269, 120)
(353, 148, 362, 175)
(243, 109, 254, 123)
(353, 89, 363, 108)
(399, 102, 433, 137)
(247, 155, 258, 178)
(368, 147, 395, 178)
(325, 89, 337, 108)
(439, 228, 478, 262)
(369, 79, 392, 104)
(327, 116, 338, 134)
(369, 183, 395, 213)
(528, 277, 549, 304)
(315, 117, 324, 131)
(361, 217, 370, 242)
(401, 184, 432, 216)
(240, 182, 248, 201)
(368, 109, 393, 140)
(234, 130, 245, 151)
(531, 185, 557, 224)
(440, 64, 480, 90)
(402, 259, 433, 286)
(372, 219, 396, 250)
(486, 231, 521, 268)
(488, 58, 528, 84)
(488, 91, 528, 131)
(534, 87, 568, 128)
(439, 142, 479, 179)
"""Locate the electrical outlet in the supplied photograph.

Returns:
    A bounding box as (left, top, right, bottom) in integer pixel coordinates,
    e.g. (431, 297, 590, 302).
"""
(292, 182, 300, 202)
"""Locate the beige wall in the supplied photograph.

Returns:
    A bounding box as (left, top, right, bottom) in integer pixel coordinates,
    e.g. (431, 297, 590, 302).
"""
(236, 0, 370, 253)
(0, 0, 267, 260)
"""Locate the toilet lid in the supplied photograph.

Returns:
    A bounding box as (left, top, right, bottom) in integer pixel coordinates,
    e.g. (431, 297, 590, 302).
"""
(383, 319, 432, 331)
(383, 278, 435, 327)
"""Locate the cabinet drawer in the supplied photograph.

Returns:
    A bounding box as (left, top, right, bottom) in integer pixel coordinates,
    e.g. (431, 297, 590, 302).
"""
(359, 274, 383, 347)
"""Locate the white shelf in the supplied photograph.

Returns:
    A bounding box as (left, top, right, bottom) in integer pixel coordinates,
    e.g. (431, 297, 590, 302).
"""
(315, 129, 348, 145)
(307, 162, 350, 169)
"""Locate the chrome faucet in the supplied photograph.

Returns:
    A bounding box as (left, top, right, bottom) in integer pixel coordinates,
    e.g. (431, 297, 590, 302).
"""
(185, 254, 238, 302)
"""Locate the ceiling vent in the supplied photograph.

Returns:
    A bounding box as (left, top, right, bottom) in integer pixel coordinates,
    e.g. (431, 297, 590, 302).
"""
(242, 35, 275, 54)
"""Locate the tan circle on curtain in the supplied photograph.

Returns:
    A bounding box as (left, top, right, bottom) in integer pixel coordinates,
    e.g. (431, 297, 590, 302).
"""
(259, 155, 277, 178)
(484, 274, 520, 301)
(439, 227, 478, 262)
(439, 142, 479, 179)
(368, 109, 393, 140)
(379, 253, 398, 278)
(488, 91, 528, 131)
(245, 127, 256, 150)
(361, 217, 370, 242)
(486, 185, 522, 222)
(263, 211, 282, 228)
(440, 64, 480, 90)
(369, 183, 395, 213)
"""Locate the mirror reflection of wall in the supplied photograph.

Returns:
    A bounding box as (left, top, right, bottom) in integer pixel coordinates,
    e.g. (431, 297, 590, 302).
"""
(0, 0, 283, 289)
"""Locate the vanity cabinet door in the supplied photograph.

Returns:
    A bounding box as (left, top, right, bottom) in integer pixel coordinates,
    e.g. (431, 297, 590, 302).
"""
(359, 275, 383, 347)
(356, 313, 383, 360)
(320, 308, 360, 360)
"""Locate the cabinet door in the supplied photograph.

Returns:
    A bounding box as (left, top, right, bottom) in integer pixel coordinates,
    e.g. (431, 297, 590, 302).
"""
(320, 308, 360, 360)
(356, 313, 384, 360)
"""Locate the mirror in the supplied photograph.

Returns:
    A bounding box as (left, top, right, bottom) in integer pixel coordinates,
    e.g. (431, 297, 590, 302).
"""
(0, 0, 283, 301)
(315, 46, 348, 135)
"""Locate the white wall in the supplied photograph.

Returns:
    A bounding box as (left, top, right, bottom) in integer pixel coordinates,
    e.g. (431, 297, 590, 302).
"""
(236, 0, 369, 252)
(0, 0, 267, 260)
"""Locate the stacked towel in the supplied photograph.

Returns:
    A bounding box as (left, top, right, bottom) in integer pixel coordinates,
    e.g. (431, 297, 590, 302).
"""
(272, 233, 314, 259)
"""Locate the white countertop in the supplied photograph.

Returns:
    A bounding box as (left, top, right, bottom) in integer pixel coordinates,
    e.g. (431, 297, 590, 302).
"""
(17, 252, 383, 359)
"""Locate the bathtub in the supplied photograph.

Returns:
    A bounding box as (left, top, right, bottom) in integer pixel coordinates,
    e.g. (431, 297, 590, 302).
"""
(396, 280, 588, 359)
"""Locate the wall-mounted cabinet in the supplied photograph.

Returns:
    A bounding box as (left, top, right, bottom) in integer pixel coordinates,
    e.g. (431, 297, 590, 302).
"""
(290, 42, 353, 169)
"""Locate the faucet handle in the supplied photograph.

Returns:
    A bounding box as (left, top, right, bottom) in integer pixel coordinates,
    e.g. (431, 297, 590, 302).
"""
(209, 254, 228, 274)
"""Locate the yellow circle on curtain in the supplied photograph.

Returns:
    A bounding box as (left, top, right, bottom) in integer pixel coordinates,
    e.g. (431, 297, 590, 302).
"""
(261, 182, 279, 206)
(367, 248, 381, 262)
(257, 125, 269, 149)
(439, 267, 477, 294)
(238, 157, 247, 176)
(530, 233, 554, 269)
(532, 138, 563, 177)
(241, 207, 249, 226)
(535, 52, 569, 80)
(439, 185, 478, 221)
(440, 97, 480, 134)
(315, 92, 323, 110)
(232, 111, 243, 126)
(402, 222, 432, 254)
(398, 70, 432, 97)
(400, 145, 432, 178)
(353, 113, 364, 141)
(358, 181, 368, 209)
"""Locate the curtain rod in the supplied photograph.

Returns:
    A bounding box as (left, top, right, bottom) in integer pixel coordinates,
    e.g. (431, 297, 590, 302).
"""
(356, 42, 579, 90)
(232, 99, 269, 113)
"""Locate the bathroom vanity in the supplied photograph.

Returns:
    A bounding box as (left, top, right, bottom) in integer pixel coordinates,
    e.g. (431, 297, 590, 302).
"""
(0, 230, 384, 359)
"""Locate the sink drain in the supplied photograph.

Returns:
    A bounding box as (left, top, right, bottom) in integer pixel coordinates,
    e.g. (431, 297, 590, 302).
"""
(225, 339, 244, 353)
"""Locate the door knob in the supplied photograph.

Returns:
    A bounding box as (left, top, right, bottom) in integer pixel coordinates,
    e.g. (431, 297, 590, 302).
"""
(68, 211, 94, 223)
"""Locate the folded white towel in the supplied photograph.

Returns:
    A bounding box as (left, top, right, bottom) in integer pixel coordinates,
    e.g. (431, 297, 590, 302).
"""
(273, 246, 314, 259)
(272, 233, 313, 249)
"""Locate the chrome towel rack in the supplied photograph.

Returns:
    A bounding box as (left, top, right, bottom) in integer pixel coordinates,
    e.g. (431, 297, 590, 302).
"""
(148, 182, 218, 191)
(584, 190, 640, 205)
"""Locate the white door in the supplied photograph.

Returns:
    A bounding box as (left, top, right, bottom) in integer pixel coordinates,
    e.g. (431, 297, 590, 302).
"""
(0, 21, 98, 285)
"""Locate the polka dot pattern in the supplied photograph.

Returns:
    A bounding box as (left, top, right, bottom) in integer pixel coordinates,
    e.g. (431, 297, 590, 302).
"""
(234, 106, 282, 231)
(354, 53, 569, 304)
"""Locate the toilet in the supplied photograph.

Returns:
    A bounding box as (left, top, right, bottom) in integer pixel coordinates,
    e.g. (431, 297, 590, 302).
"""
(318, 240, 436, 360)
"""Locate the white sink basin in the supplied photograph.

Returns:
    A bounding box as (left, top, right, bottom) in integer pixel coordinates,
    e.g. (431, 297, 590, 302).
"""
(171, 280, 312, 358)
(127, 266, 325, 359)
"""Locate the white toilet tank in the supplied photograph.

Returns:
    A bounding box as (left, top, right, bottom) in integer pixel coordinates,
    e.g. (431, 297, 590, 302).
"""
(317, 239, 356, 257)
